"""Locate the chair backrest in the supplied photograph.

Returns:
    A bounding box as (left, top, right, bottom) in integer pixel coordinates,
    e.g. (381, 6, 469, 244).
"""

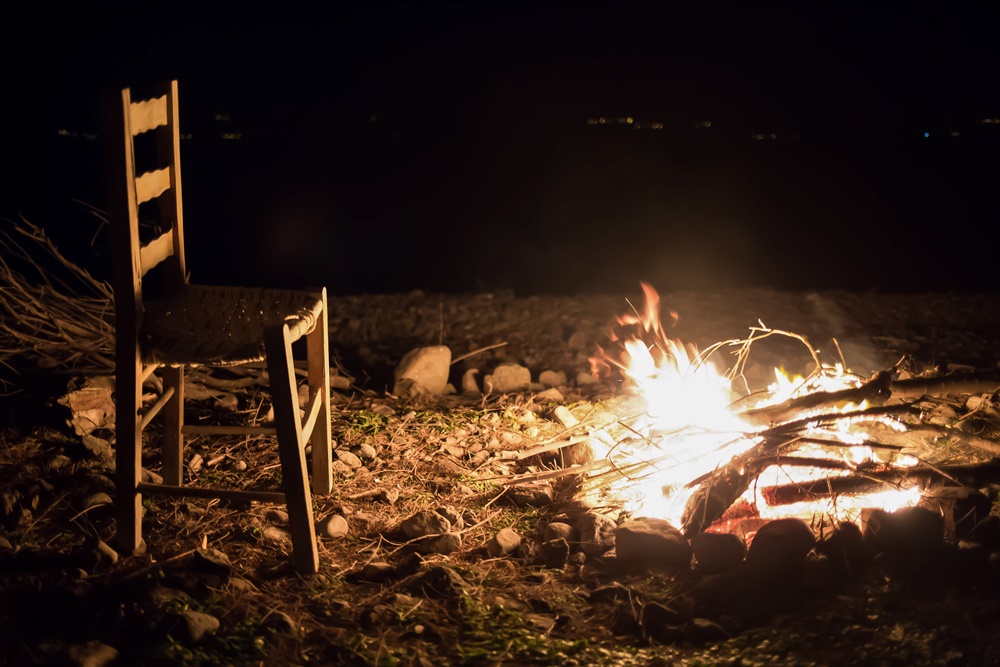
(104, 80, 188, 357)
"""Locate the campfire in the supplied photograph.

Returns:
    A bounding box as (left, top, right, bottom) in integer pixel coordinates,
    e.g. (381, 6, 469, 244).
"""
(558, 282, 1000, 542)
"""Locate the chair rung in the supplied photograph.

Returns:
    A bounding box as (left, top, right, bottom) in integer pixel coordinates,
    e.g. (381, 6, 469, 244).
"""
(300, 389, 323, 443)
(140, 363, 160, 384)
(136, 482, 286, 504)
(182, 425, 277, 436)
(140, 386, 176, 430)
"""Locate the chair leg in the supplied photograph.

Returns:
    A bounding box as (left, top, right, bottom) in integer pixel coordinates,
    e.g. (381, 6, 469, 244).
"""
(116, 351, 143, 554)
(265, 323, 319, 574)
(162, 366, 185, 486)
(307, 288, 332, 495)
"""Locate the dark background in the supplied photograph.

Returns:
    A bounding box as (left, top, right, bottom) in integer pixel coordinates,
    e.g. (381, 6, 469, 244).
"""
(3, 1, 999, 295)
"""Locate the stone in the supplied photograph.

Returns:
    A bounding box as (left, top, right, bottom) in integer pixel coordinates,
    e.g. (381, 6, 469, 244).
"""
(408, 566, 468, 598)
(576, 371, 598, 386)
(534, 388, 565, 402)
(401, 510, 451, 539)
(362, 562, 395, 582)
(393, 552, 425, 578)
(192, 547, 233, 578)
(262, 526, 292, 543)
(414, 533, 462, 555)
(506, 482, 554, 507)
(538, 370, 568, 388)
(640, 601, 688, 644)
(745, 517, 816, 573)
(461, 369, 481, 395)
(816, 522, 871, 578)
(261, 610, 299, 636)
(484, 363, 531, 394)
(335, 449, 363, 469)
(317, 514, 349, 538)
(615, 517, 692, 569)
(540, 538, 570, 569)
(487, 527, 521, 557)
(394, 345, 452, 396)
(691, 531, 747, 574)
(170, 610, 220, 643)
(145, 586, 193, 607)
(435, 506, 464, 530)
(355, 443, 378, 460)
(543, 521, 574, 542)
(685, 617, 731, 643)
(330, 460, 355, 478)
(265, 508, 289, 523)
(65, 640, 118, 667)
(862, 506, 944, 554)
(578, 512, 617, 556)
(0, 536, 12, 551)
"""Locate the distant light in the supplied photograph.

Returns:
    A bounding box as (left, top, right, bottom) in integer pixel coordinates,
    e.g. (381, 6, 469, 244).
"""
(651, 122, 663, 129)
(369, 115, 378, 123)
(923, 132, 930, 138)
(586, 118, 598, 125)
(770, 133, 777, 139)
(598, 117, 606, 124)
(626, 117, 634, 124)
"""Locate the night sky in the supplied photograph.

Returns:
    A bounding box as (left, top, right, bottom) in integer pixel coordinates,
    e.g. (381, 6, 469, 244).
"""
(4, 1, 999, 295)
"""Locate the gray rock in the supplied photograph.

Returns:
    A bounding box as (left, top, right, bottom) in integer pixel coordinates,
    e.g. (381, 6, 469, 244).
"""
(400, 510, 451, 539)
(615, 517, 692, 569)
(578, 512, 617, 556)
(262, 526, 292, 543)
(538, 370, 568, 388)
(261, 610, 299, 636)
(362, 562, 395, 582)
(65, 640, 119, 667)
(461, 369, 481, 395)
(145, 586, 193, 607)
(192, 547, 233, 578)
(435, 506, 464, 530)
(0, 536, 12, 551)
(484, 363, 531, 394)
(165, 610, 220, 643)
(335, 449, 363, 469)
(691, 532, 746, 573)
(541, 538, 570, 569)
(862, 506, 944, 554)
(576, 371, 598, 386)
(233, 460, 248, 472)
(393, 552, 426, 578)
(331, 460, 355, 477)
(506, 482, 554, 508)
(394, 346, 452, 396)
(408, 566, 468, 598)
(543, 522, 575, 542)
(414, 532, 462, 555)
(534, 388, 565, 402)
(487, 528, 521, 557)
(355, 443, 378, 460)
(746, 517, 816, 573)
(265, 508, 289, 523)
(568, 552, 587, 566)
(317, 514, 349, 538)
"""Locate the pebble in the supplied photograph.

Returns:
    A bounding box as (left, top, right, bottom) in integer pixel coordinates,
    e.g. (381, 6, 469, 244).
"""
(317, 514, 349, 538)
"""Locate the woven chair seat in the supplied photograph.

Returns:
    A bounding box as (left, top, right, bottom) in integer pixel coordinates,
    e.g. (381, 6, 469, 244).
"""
(140, 285, 325, 366)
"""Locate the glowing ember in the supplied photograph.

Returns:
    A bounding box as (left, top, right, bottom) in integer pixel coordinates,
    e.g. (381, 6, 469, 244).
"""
(592, 282, 922, 531)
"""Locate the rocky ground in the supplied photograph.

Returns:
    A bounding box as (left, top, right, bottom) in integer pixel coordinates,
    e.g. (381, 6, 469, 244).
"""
(4, 286, 1000, 666)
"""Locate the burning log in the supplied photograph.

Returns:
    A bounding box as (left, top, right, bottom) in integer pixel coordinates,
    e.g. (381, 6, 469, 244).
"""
(738, 371, 894, 427)
(759, 458, 1000, 506)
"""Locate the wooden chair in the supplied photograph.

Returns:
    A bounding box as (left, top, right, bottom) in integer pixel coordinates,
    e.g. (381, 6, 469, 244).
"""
(103, 80, 332, 573)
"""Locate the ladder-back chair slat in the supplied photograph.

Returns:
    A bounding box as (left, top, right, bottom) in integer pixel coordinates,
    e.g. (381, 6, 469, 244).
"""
(129, 95, 169, 136)
(139, 230, 175, 277)
(135, 167, 171, 205)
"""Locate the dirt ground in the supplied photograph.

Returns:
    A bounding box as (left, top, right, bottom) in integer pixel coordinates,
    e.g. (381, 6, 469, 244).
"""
(4, 286, 1000, 666)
